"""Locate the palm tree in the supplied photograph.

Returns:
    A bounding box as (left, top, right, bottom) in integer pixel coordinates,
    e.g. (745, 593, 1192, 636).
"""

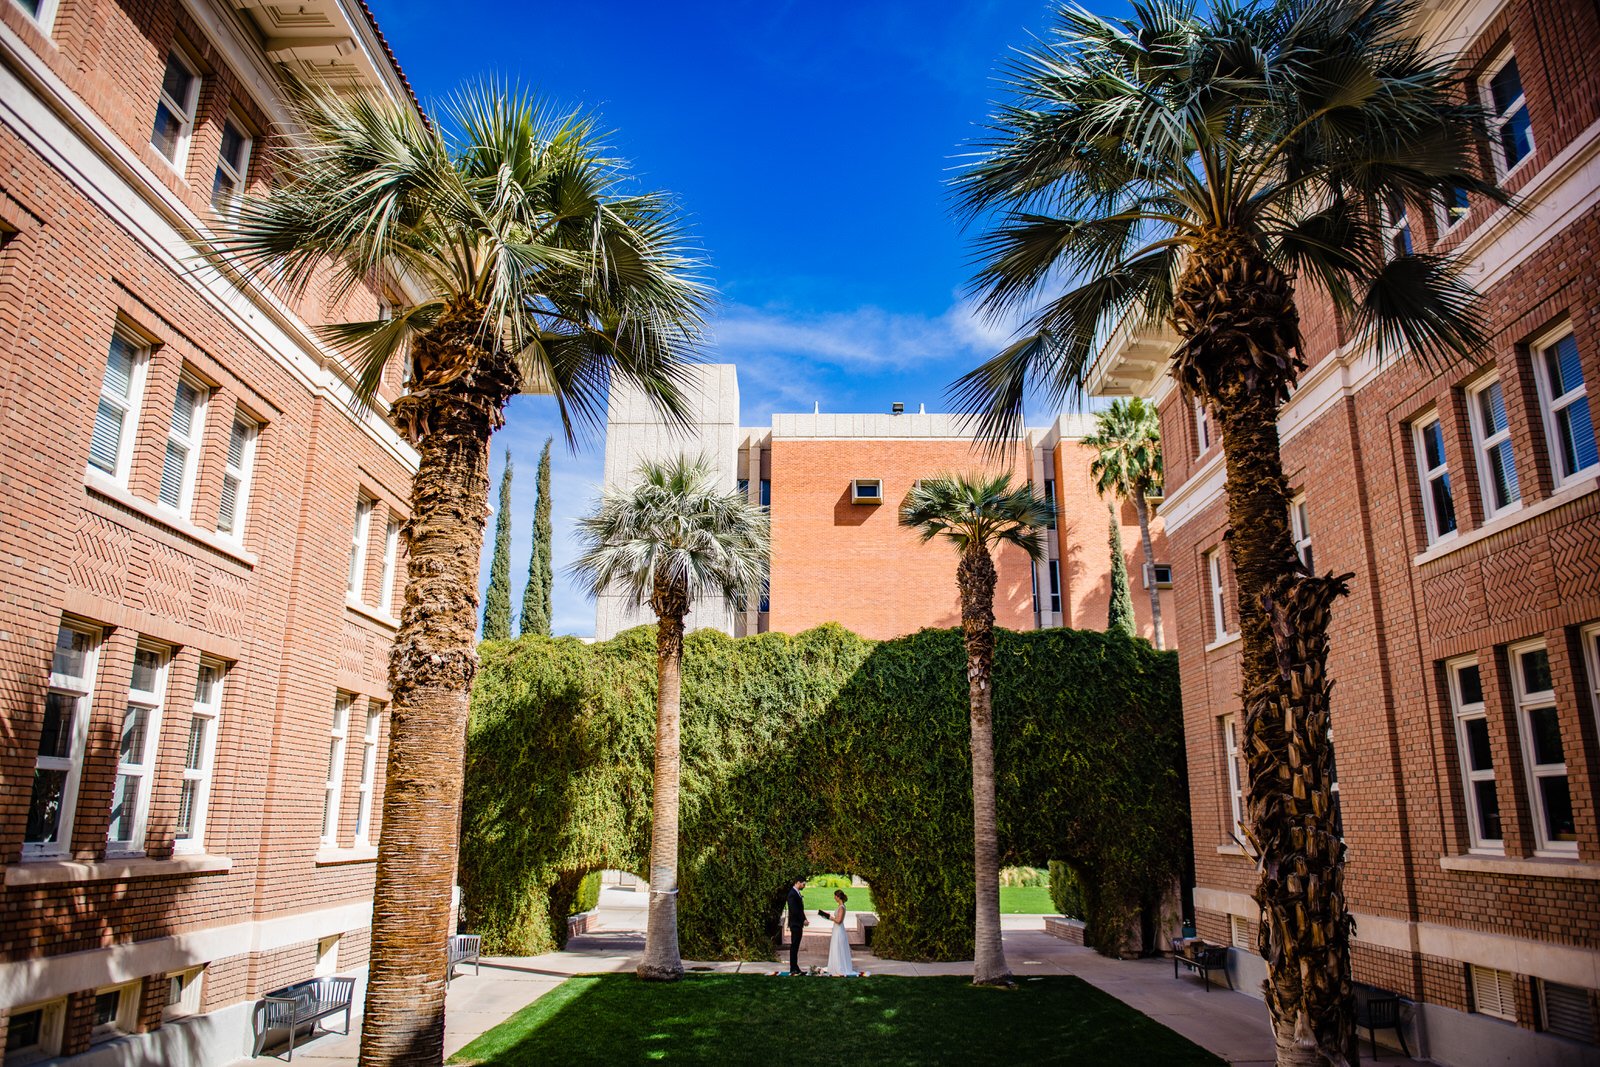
(1083, 399, 1165, 648)
(216, 84, 707, 1065)
(955, 1, 1500, 1059)
(900, 474, 1053, 986)
(572, 455, 769, 980)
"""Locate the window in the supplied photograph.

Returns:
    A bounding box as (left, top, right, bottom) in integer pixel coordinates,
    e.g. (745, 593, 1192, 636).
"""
(1043, 479, 1057, 528)
(1221, 714, 1245, 840)
(315, 934, 341, 977)
(150, 52, 199, 165)
(211, 119, 251, 213)
(1468, 378, 1521, 517)
(347, 496, 374, 599)
(1143, 562, 1173, 589)
(1380, 191, 1413, 260)
(1414, 414, 1457, 542)
(1583, 623, 1600, 761)
(158, 373, 208, 515)
(1448, 658, 1502, 850)
(1290, 495, 1313, 572)
(353, 706, 381, 845)
(1439, 185, 1471, 231)
(1328, 722, 1343, 841)
(175, 660, 224, 852)
(1470, 964, 1519, 1022)
(1047, 559, 1061, 615)
(1534, 328, 1597, 485)
(4, 998, 66, 1064)
(1207, 547, 1236, 641)
(321, 694, 351, 845)
(1483, 53, 1533, 175)
(10, 0, 58, 30)
(109, 645, 168, 853)
(1194, 399, 1212, 454)
(164, 967, 204, 1021)
(89, 330, 148, 482)
(1031, 561, 1040, 615)
(759, 479, 771, 508)
(1538, 980, 1598, 1044)
(1229, 913, 1252, 950)
(216, 415, 257, 539)
(1510, 642, 1576, 853)
(91, 981, 140, 1043)
(737, 477, 748, 497)
(850, 478, 882, 503)
(378, 516, 400, 614)
(26, 624, 100, 857)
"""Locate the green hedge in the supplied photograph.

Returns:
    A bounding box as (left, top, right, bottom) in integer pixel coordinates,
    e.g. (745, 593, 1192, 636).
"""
(461, 623, 1186, 961)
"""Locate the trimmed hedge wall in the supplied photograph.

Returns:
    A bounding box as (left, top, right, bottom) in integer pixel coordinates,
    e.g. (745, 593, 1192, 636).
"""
(461, 623, 1185, 961)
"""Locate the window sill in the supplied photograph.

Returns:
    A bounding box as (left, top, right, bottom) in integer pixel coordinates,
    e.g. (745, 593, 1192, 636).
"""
(315, 846, 378, 866)
(85, 471, 257, 568)
(345, 599, 399, 631)
(1215, 843, 1247, 856)
(1438, 853, 1600, 880)
(1204, 633, 1241, 653)
(1413, 475, 1599, 566)
(4, 853, 232, 886)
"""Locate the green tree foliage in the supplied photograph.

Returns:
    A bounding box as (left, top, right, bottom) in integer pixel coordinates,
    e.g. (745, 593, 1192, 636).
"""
(1107, 507, 1135, 637)
(1084, 399, 1165, 648)
(521, 438, 554, 636)
(483, 453, 514, 640)
(461, 623, 1185, 963)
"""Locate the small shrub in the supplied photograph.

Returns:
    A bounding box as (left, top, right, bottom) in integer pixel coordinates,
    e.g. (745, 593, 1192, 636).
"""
(806, 874, 853, 889)
(999, 866, 1047, 888)
(570, 871, 602, 915)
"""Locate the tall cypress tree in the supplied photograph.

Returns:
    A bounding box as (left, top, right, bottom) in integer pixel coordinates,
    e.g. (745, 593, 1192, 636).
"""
(482, 452, 513, 640)
(1106, 503, 1136, 637)
(521, 437, 553, 636)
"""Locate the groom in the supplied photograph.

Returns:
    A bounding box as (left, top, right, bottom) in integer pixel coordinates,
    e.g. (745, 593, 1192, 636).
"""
(785, 876, 810, 975)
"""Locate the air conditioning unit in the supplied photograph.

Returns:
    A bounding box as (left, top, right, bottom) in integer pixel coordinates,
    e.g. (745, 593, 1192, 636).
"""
(1143, 562, 1174, 589)
(851, 478, 883, 504)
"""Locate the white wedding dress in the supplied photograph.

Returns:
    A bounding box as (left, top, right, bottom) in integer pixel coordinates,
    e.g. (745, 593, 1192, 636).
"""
(826, 907, 858, 976)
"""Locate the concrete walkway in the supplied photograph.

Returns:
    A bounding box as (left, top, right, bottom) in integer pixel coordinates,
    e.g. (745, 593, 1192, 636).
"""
(232, 891, 1367, 1066)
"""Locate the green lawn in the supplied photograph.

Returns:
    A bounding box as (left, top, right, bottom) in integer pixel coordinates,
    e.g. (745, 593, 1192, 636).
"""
(801, 884, 1057, 915)
(449, 973, 1222, 1066)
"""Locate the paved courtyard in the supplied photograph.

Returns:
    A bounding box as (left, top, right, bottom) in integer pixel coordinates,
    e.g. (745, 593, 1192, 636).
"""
(232, 889, 1363, 1066)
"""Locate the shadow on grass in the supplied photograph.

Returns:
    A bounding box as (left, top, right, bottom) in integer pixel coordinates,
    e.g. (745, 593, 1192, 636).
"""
(447, 973, 1223, 1066)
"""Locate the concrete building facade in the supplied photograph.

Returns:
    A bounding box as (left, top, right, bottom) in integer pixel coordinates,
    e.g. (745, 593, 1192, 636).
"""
(1087, 0, 1600, 1062)
(596, 365, 1174, 644)
(0, 0, 420, 1063)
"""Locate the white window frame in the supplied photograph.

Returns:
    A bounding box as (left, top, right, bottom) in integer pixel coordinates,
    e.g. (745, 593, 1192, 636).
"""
(850, 478, 883, 503)
(91, 979, 142, 1044)
(1047, 558, 1061, 616)
(4, 996, 67, 1064)
(347, 496, 374, 601)
(1379, 191, 1412, 261)
(215, 414, 258, 541)
(1142, 562, 1173, 589)
(158, 371, 208, 516)
(89, 329, 150, 485)
(1481, 50, 1534, 179)
(163, 966, 204, 1021)
(211, 116, 252, 215)
(1470, 964, 1519, 1022)
(1194, 399, 1212, 454)
(1437, 184, 1471, 233)
(1207, 547, 1236, 641)
(108, 644, 169, 855)
(1532, 325, 1598, 486)
(1467, 376, 1521, 519)
(315, 934, 341, 977)
(1414, 413, 1458, 544)
(321, 694, 352, 845)
(1229, 913, 1252, 950)
(9, 0, 61, 34)
(1448, 656, 1502, 853)
(1290, 494, 1313, 571)
(25, 623, 101, 858)
(151, 50, 200, 168)
(378, 515, 400, 614)
(1582, 623, 1600, 772)
(174, 659, 224, 853)
(353, 705, 381, 846)
(1509, 640, 1577, 855)
(1221, 713, 1245, 842)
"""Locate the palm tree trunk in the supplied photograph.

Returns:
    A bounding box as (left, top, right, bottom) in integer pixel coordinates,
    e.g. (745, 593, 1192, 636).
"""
(360, 306, 520, 1067)
(1132, 493, 1165, 650)
(959, 545, 1011, 987)
(1172, 235, 1353, 1066)
(639, 595, 687, 980)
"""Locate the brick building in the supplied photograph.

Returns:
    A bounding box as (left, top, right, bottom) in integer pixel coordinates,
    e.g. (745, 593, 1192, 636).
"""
(1087, 0, 1600, 1062)
(596, 365, 1174, 644)
(0, 0, 420, 1063)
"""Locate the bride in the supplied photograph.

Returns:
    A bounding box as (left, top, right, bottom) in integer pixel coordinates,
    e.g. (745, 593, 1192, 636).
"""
(819, 889, 859, 977)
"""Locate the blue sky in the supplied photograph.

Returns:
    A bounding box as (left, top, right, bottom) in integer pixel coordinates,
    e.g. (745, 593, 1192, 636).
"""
(367, 0, 1123, 636)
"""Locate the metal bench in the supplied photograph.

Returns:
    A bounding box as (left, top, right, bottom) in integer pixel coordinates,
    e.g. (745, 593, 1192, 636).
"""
(1355, 983, 1411, 1059)
(1170, 937, 1233, 991)
(251, 976, 355, 1061)
(447, 933, 482, 982)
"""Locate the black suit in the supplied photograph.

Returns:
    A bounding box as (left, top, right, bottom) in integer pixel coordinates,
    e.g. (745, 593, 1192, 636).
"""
(786, 886, 806, 973)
